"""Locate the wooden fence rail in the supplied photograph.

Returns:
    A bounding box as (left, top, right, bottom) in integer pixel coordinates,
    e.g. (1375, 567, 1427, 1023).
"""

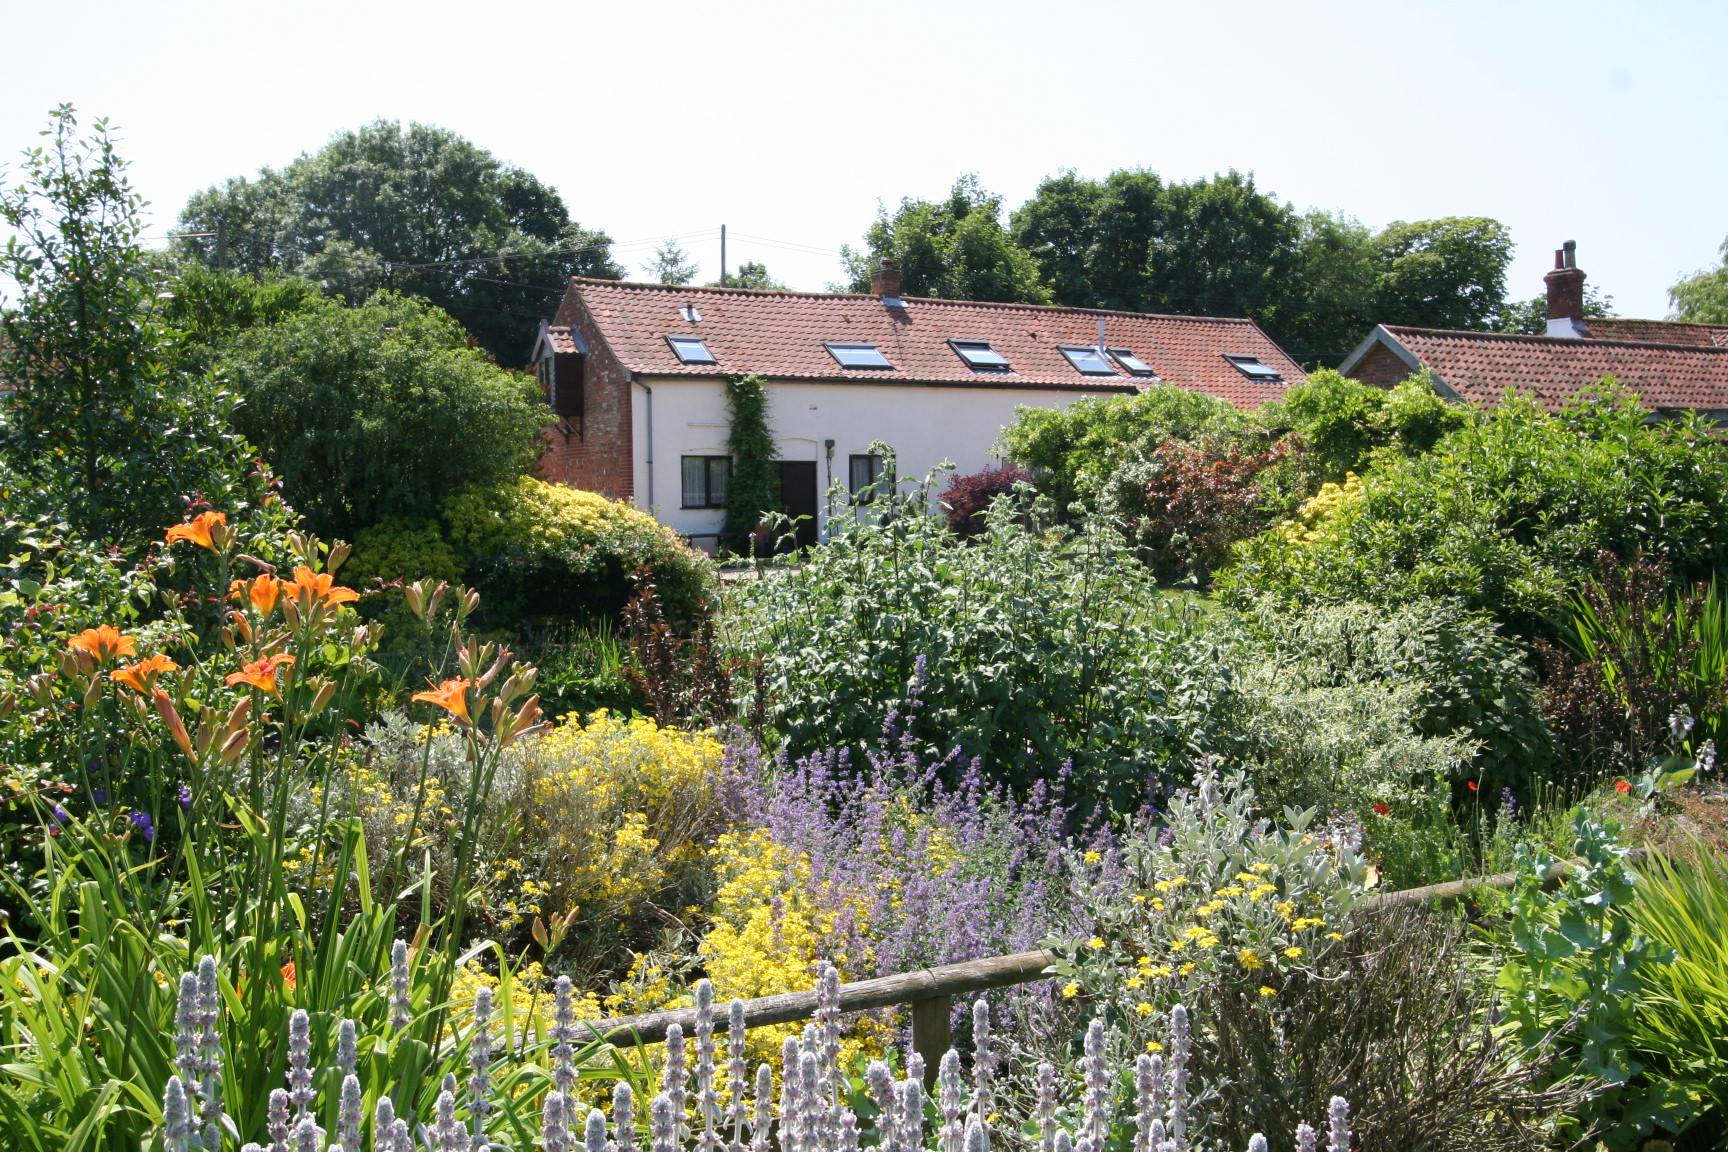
(588, 853, 1602, 1079)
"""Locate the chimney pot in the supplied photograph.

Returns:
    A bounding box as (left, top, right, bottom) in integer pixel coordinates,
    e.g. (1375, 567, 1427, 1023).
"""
(871, 257, 902, 298)
(1543, 240, 1587, 337)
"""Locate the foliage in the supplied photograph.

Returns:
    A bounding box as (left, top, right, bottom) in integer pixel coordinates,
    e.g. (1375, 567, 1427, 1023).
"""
(723, 474, 1227, 810)
(1495, 283, 1616, 334)
(842, 175, 1050, 304)
(646, 238, 699, 286)
(174, 119, 621, 362)
(722, 374, 779, 545)
(522, 619, 644, 721)
(1220, 387, 1728, 641)
(1257, 369, 1465, 484)
(1275, 210, 1379, 368)
(346, 516, 465, 588)
(160, 265, 326, 373)
(712, 261, 785, 291)
(620, 576, 741, 730)
(997, 383, 1252, 514)
(441, 476, 713, 632)
(939, 464, 1032, 538)
(0, 106, 257, 549)
(1370, 217, 1513, 331)
(1115, 439, 1283, 585)
(216, 291, 548, 538)
(1668, 234, 1728, 324)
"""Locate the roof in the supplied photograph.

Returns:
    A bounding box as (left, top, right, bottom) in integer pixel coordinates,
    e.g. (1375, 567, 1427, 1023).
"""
(557, 279, 1303, 409)
(1580, 317, 1728, 348)
(1350, 325, 1728, 414)
(544, 326, 579, 355)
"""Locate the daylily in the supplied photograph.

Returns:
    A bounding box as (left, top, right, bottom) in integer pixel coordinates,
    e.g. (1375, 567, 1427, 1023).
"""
(111, 653, 179, 694)
(165, 510, 227, 551)
(243, 573, 281, 616)
(412, 677, 473, 724)
(226, 653, 296, 695)
(281, 566, 359, 608)
(68, 625, 137, 663)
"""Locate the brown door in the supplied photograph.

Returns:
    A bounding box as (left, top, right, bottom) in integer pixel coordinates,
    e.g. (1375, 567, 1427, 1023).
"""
(777, 461, 819, 551)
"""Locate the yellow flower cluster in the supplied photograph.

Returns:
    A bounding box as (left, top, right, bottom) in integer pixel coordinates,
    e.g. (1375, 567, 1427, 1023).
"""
(1277, 472, 1363, 546)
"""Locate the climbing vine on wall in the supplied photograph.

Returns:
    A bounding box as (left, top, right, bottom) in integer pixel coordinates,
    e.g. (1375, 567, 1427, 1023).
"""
(723, 374, 778, 546)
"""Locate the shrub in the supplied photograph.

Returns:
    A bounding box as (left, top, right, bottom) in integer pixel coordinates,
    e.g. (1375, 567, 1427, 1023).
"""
(940, 464, 1032, 538)
(1257, 369, 1464, 485)
(345, 516, 463, 588)
(723, 475, 1229, 810)
(216, 290, 549, 538)
(441, 476, 713, 632)
(1114, 440, 1281, 585)
(1221, 387, 1728, 640)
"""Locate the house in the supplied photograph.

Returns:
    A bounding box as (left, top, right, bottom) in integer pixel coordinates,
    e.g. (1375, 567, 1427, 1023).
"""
(531, 260, 1304, 547)
(1340, 241, 1728, 420)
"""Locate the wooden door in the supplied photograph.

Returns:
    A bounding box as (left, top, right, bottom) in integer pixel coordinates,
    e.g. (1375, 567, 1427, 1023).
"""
(777, 460, 819, 551)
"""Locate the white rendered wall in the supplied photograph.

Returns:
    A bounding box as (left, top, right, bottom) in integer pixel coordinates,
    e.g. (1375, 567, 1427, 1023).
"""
(631, 376, 1116, 541)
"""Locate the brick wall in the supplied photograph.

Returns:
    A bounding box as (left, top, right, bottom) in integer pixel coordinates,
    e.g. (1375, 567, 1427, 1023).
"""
(1347, 341, 1418, 388)
(536, 288, 635, 501)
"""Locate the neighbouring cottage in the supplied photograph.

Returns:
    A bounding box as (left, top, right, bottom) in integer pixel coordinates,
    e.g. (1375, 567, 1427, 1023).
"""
(1341, 241, 1728, 420)
(531, 260, 1304, 548)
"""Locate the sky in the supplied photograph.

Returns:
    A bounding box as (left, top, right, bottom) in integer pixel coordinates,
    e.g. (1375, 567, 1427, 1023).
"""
(2, 0, 1724, 331)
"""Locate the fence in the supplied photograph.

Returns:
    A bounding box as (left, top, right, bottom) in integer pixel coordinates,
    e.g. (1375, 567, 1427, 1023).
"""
(590, 853, 1597, 1079)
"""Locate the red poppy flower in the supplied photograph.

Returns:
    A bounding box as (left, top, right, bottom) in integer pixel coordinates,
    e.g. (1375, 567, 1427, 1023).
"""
(1371, 802, 1390, 816)
(1615, 779, 1632, 795)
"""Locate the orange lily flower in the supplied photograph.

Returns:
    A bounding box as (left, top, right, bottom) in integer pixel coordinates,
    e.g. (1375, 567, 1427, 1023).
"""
(68, 625, 137, 664)
(111, 653, 179, 694)
(412, 677, 473, 724)
(281, 566, 360, 608)
(225, 652, 296, 695)
(245, 573, 281, 616)
(165, 511, 227, 551)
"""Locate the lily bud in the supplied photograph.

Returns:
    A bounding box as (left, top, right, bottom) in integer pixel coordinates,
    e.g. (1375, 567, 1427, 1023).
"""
(327, 540, 351, 574)
(81, 676, 104, 711)
(458, 587, 480, 620)
(223, 697, 251, 739)
(219, 728, 249, 764)
(306, 677, 337, 720)
(0, 691, 14, 721)
(153, 690, 197, 765)
(404, 582, 425, 621)
(26, 674, 55, 707)
(230, 611, 254, 645)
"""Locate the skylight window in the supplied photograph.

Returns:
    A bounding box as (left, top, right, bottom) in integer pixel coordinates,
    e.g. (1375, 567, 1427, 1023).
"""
(950, 340, 1010, 371)
(666, 334, 716, 365)
(1224, 354, 1281, 380)
(1108, 348, 1157, 377)
(1059, 345, 1118, 376)
(825, 342, 893, 370)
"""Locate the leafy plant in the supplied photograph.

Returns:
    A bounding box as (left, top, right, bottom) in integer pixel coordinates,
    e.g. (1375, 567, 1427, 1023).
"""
(939, 464, 1031, 539)
(722, 374, 778, 549)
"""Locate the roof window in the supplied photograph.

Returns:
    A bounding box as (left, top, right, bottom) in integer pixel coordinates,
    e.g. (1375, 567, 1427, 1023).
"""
(950, 339, 1010, 372)
(1059, 345, 1118, 376)
(1107, 348, 1157, 377)
(1224, 354, 1281, 380)
(666, 334, 716, 365)
(825, 342, 893, 370)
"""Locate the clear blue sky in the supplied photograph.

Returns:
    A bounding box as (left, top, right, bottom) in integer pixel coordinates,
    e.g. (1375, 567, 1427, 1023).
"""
(3, 0, 1723, 328)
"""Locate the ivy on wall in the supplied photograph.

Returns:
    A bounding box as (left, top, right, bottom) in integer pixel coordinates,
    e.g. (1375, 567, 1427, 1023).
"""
(723, 374, 778, 545)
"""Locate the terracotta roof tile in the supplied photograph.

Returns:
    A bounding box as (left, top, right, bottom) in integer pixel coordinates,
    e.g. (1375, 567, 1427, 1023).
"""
(563, 279, 1302, 409)
(1379, 325, 1728, 414)
(544, 325, 578, 355)
(1581, 317, 1728, 348)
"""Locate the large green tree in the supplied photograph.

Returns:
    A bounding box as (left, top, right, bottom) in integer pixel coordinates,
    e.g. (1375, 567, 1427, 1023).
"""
(215, 291, 548, 538)
(174, 120, 621, 364)
(0, 107, 254, 546)
(1143, 170, 1300, 322)
(1669, 235, 1728, 324)
(842, 175, 1050, 303)
(1371, 217, 1512, 332)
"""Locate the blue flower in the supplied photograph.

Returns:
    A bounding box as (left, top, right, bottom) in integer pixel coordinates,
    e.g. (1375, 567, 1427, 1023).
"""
(129, 810, 156, 843)
(177, 784, 192, 810)
(50, 804, 69, 825)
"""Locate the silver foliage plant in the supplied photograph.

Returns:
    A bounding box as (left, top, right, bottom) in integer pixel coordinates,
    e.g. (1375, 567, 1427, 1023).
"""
(161, 955, 1347, 1152)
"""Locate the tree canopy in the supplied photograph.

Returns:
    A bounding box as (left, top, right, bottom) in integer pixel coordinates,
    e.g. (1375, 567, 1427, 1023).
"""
(646, 239, 699, 286)
(842, 175, 1050, 303)
(174, 120, 620, 364)
(1669, 235, 1728, 324)
(712, 261, 786, 291)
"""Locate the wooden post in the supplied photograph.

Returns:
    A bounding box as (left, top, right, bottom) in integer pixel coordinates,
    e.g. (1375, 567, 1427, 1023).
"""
(909, 995, 951, 1088)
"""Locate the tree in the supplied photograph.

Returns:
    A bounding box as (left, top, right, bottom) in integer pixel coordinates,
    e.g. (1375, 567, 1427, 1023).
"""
(0, 106, 254, 545)
(215, 291, 547, 538)
(1669, 236, 1728, 324)
(1276, 210, 1379, 367)
(646, 239, 699, 286)
(842, 175, 1050, 303)
(174, 120, 621, 364)
(1371, 217, 1512, 331)
(710, 261, 785, 291)
(1494, 284, 1615, 335)
(1142, 171, 1299, 323)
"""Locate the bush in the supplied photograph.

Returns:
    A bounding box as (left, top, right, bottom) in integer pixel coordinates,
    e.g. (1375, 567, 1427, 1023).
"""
(216, 290, 549, 538)
(1257, 369, 1465, 485)
(940, 464, 1032, 537)
(1114, 440, 1282, 585)
(441, 476, 713, 632)
(724, 475, 1228, 810)
(1221, 387, 1728, 640)
(346, 516, 464, 588)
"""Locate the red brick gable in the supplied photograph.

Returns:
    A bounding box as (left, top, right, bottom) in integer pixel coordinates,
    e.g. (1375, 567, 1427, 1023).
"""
(558, 279, 1304, 410)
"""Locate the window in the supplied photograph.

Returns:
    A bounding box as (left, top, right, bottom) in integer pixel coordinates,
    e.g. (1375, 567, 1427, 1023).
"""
(1107, 348, 1158, 377)
(681, 456, 730, 508)
(825, 342, 894, 370)
(1224, 354, 1282, 380)
(535, 354, 555, 400)
(1058, 345, 1118, 376)
(849, 453, 884, 502)
(950, 339, 1010, 371)
(666, 334, 716, 365)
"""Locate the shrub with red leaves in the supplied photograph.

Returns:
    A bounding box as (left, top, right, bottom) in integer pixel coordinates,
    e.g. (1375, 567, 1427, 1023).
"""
(941, 464, 1033, 538)
(1123, 439, 1281, 585)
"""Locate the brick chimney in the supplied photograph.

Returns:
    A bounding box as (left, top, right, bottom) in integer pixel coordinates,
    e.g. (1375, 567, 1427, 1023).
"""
(1544, 240, 1587, 338)
(871, 257, 902, 298)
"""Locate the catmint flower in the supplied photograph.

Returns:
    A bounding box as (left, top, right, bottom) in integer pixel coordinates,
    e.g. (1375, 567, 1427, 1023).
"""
(375, 1098, 398, 1148)
(971, 999, 994, 1119)
(129, 809, 156, 842)
(241, 1145, 264, 1152)
(1248, 1136, 1268, 1152)
(1035, 1062, 1057, 1152)
(866, 1061, 895, 1150)
(694, 980, 720, 1152)
(163, 1075, 192, 1151)
(1500, 787, 1517, 820)
(267, 1087, 292, 1152)
(286, 1009, 314, 1118)
(664, 1022, 688, 1127)
(553, 975, 579, 1093)
(178, 783, 193, 810)
(173, 972, 201, 1087)
(293, 1113, 321, 1152)
(893, 1073, 923, 1152)
(1053, 1131, 1073, 1152)
(816, 965, 842, 1097)
(614, 1081, 637, 1152)
(390, 940, 412, 1032)
(431, 1089, 466, 1152)
(1295, 1122, 1318, 1152)
(337, 1073, 363, 1151)
(1133, 1054, 1161, 1152)
(1081, 1018, 1110, 1150)
(650, 1092, 679, 1152)
(1327, 1096, 1351, 1152)
(778, 1035, 800, 1146)
(337, 1018, 358, 1078)
(586, 1107, 609, 1152)
(938, 1050, 965, 1152)
(838, 1108, 861, 1152)
(392, 1118, 415, 1152)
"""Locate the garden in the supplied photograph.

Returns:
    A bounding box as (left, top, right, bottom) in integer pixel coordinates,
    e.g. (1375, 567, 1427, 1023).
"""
(3, 109, 1727, 1152)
